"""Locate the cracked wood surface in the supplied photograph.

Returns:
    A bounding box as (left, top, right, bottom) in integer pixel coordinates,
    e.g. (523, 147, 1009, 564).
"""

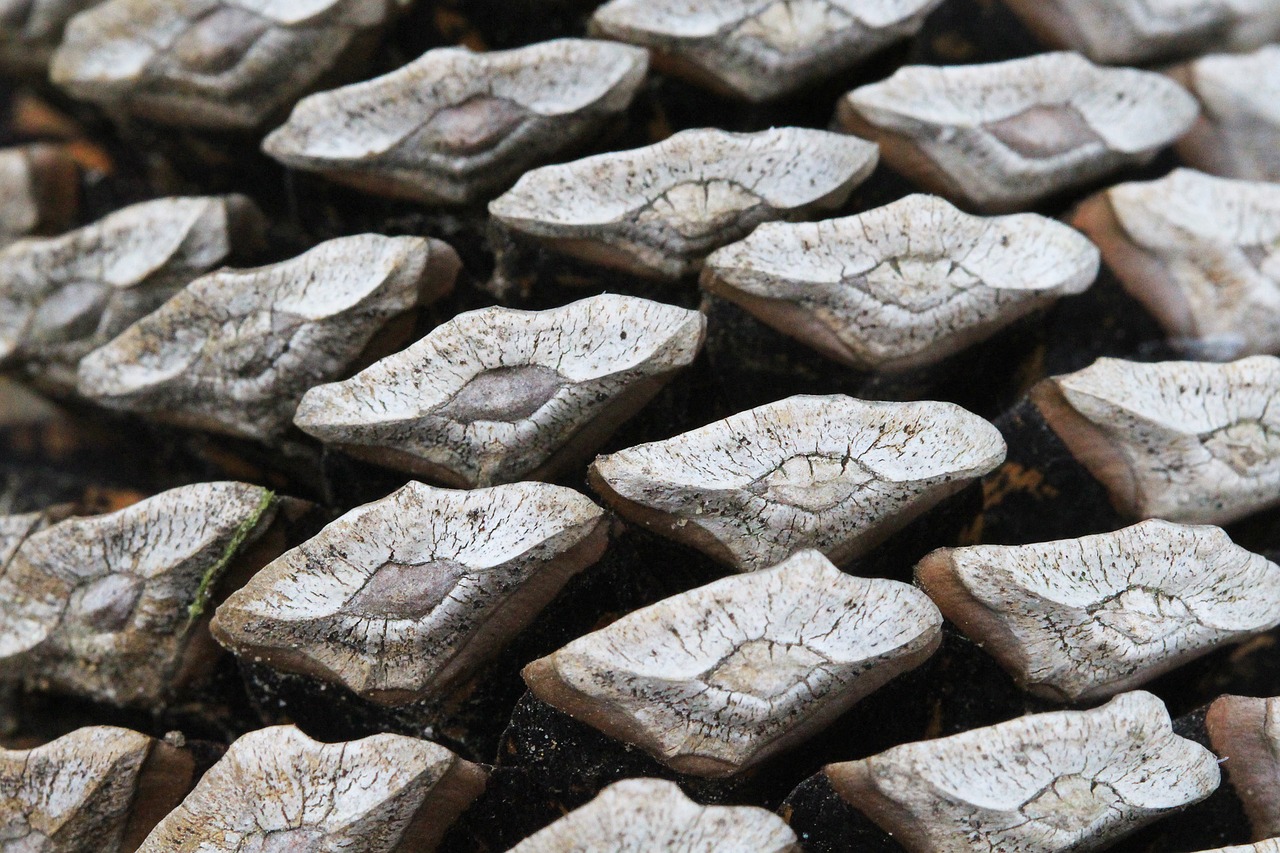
(507, 778, 800, 852)
(49, 0, 396, 129)
(488, 126, 878, 279)
(998, 0, 1280, 64)
(0, 481, 278, 705)
(0, 726, 196, 853)
(825, 690, 1221, 853)
(836, 52, 1198, 213)
(137, 724, 487, 853)
(1074, 169, 1280, 360)
(212, 480, 609, 705)
(589, 393, 1005, 571)
(294, 293, 704, 486)
(1206, 694, 1280, 841)
(1032, 355, 1280, 525)
(0, 144, 78, 244)
(0, 195, 265, 393)
(588, 0, 942, 102)
(76, 233, 459, 442)
(522, 549, 943, 778)
(917, 519, 1280, 702)
(702, 193, 1099, 372)
(1172, 46, 1280, 183)
(264, 38, 648, 204)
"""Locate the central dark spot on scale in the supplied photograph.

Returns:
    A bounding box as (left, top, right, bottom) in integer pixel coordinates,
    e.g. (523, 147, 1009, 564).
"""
(420, 96, 531, 155)
(985, 105, 1102, 160)
(170, 6, 269, 75)
(345, 558, 468, 620)
(437, 364, 566, 424)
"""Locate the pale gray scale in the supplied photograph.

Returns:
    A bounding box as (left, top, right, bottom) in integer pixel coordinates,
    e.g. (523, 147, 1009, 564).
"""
(169, 5, 271, 75)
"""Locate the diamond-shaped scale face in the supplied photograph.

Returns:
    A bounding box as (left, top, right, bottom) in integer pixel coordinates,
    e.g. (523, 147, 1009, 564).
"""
(1032, 355, 1280, 524)
(0, 195, 264, 390)
(523, 550, 942, 777)
(507, 779, 800, 852)
(49, 0, 395, 129)
(590, 394, 1005, 571)
(703, 194, 1098, 371)
(294, 294, 705, 486)
(212, 480, 610, 705)
(0, 481, 278, 705)
(0, 727, 194, 853)
(1074, 169, 1280, 360)
(917, 519, 1280, 701)
(137, 726, 487, 853)
(76, 233, 458, 442)
(826, 691, 1221, 853)
(263, 39, 648, 203)
(1174, 46, 1280, 183)
(1000, 0, 1280, 64)
(589, 0, 942, 101)
(488, 127, 878, 279)
(836, 52, 1198, 213)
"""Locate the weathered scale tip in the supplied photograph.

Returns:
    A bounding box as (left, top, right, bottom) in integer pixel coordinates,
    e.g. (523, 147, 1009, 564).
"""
(917, 519, 1280, 702)
(1073, 169, 1280, 360)
(76, 233, 460, 442)
(825, 691, 1221, 853)
(137, 725, 487, 853)
(523, 549, 943, 778)
(50, 0, 398, 129)
(507, 778, 801, 851)
(837, 52, 1198, 213)
(702, 193, 1099, 372)
(263, 38, 649, 204)
(1031, 355, 1280, 525)
(589, 0, 943, 102)
(212, 480, 610, 705)
(589, 393, 1005, 571)
(294, 293, 705, 486)
(488, 126, 879, 279)
(0, 194, 266, 392)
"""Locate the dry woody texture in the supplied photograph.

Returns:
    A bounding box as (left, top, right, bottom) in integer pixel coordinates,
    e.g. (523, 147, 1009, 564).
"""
(137, 725, 487, 852)
(264, 39, 649, 204)
(703, 193, 1099, 371)
(588, 0, 943, 102)
(50, 0, 398, 129)
(917, 520, 1280, 702)
(1032, 355, 1280, 525)
(523, 549, 943, 777)
(0, 195, 266, 391)
(589, 394, 1005, 571)
(212, 480, 609, 705)
(489, 126, 879, 278)
(507, 778, 800, 852)
(837, 52, 1199, 213)
(77, 233, 459, 441)
(295, 294, 705, 486)
(998, 0, 1280, 64)
(1172, 45, 1280, 183)
(826, 691, 1221, 853)
(0, 726, 195, 853)
(1074, 168, 1280, 360)
(0, 482, 278, 706)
